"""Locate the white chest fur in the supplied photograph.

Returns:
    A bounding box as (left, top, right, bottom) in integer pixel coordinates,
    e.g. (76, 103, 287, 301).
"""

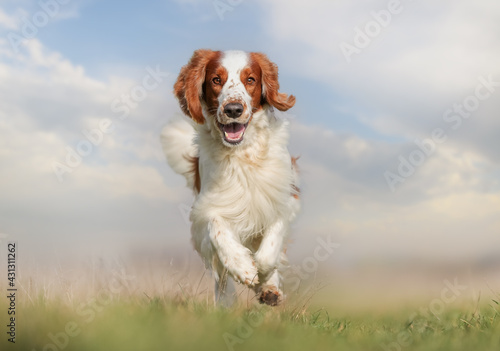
(192, 110, 294, 240)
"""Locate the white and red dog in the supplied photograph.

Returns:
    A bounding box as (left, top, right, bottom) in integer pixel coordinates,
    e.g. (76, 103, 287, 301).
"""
(161, 50, 300, 306)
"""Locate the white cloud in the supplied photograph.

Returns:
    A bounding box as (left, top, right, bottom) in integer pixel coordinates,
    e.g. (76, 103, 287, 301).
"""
(259, 0, 500, 143)
(288, 121, 500, 261)
(261, 0, 500, 87)
(0, 37, 191, 262)
(1, 1, 498, 267)
(0, 7, 18, 30)
(258, 0, 500, 212)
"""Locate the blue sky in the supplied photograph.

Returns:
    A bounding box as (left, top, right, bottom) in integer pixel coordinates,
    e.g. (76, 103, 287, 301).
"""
(3, 0, 382, 138)
(0, 0, 499, 268)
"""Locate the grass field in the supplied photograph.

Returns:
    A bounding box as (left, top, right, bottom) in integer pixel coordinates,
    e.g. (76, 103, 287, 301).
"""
(4, 295, 500, 351)
(2, 270, 500, 351)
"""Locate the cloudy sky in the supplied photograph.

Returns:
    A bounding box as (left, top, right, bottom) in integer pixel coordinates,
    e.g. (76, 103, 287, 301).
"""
(0, 0, 499, 268)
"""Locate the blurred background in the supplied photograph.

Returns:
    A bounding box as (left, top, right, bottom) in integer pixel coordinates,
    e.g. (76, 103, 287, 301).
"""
(0, 0, 499, 304)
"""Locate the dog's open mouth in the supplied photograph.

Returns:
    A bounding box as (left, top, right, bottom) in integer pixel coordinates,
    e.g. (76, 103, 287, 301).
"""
(219, 122, 248, 145)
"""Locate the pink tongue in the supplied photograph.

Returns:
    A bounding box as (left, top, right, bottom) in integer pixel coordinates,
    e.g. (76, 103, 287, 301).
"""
(224, 123, 245, 139)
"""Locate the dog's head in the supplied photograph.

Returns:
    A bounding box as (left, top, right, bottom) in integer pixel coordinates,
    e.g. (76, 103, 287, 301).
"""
(174, 50, 295, 147)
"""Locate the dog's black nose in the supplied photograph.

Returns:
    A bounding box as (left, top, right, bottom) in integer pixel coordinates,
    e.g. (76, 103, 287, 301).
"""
(223, 103, 244, 118)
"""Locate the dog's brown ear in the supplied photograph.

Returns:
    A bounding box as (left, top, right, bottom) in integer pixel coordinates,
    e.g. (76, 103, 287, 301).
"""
(250, 52, 295, 111)
(174, 49, 219, 124)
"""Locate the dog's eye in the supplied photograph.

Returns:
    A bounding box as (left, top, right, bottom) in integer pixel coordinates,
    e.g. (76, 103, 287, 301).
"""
(212, 77, 221, 85)
(247, 77, 256, 84)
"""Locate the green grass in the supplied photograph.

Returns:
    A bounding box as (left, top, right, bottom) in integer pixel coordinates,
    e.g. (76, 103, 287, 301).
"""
(3, 293, 500, 351)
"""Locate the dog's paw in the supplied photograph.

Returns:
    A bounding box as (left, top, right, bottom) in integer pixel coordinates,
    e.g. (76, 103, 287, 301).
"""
(232, 268, 259, 287)
(225, 250, 259, 287)
(258, 286, 282, 306)
(240, 269, 259, 287)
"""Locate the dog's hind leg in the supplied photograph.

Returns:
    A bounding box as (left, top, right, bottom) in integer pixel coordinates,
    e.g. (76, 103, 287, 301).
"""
(213, 258, 236, 307)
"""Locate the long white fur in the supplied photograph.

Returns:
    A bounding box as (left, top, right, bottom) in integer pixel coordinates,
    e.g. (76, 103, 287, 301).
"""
(160, 115, 197, 190)
(162, 51, 300, 305)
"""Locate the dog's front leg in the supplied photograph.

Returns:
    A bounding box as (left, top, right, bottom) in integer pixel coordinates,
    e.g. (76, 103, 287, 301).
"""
(254, 220, 287, 305)
(209, 218, 259, 287)
(254, 220, 286, 281)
